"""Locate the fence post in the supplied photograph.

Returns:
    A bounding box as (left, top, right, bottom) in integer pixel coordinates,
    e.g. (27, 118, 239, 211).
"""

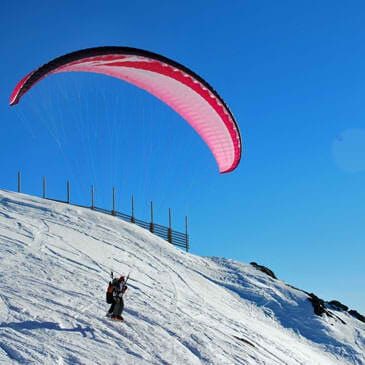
(91, 185, 95, 209)
(131, 195, 135, 223)
(149, 201, 154, 233)
(167, 208, 172, 243)
(66, 181, 70, 203)
(42, 177, 46, 199)
(185, 216, 189, 252)
(112, 187, 116, 215)
(17, 171, 21, 193)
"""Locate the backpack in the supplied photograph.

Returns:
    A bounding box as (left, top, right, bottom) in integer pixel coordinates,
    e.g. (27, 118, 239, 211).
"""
(106, 282, 114, 304)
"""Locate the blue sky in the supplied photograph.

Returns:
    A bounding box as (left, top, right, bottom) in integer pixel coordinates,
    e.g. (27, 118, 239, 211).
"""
(1, 1, 365, 311)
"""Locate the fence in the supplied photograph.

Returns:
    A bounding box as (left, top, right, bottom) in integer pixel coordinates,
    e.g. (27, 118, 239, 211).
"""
(15, 172, 190, 252)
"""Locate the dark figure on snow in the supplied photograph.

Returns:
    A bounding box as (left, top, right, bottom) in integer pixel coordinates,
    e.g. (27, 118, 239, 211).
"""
(106, 276, 128, 320)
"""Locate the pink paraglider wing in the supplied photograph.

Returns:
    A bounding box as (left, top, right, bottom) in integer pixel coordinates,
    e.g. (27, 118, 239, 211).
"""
(10, 47, 241, 173)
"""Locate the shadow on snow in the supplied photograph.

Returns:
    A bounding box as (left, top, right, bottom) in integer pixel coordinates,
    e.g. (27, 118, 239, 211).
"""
(0, 320, 95, 338)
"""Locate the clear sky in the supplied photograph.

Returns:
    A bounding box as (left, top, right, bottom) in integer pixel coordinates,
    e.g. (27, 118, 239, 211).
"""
(1, 1, 365, 312)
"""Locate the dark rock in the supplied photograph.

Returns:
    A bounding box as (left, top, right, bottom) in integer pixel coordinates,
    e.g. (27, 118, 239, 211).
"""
(307, 294, 347, 324)
(233, 336, 256, 348)
(328, 300, 348, 312)
(250, 262, 277, 279)
(308, 293, 326, 316)
(349, 310, 365, 323)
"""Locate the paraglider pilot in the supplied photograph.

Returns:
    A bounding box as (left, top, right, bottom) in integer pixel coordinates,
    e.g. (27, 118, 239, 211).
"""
(106, 275, 128, 320)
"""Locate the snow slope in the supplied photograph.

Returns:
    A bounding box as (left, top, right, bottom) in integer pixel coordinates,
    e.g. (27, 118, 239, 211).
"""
(0, 190, 364, 365)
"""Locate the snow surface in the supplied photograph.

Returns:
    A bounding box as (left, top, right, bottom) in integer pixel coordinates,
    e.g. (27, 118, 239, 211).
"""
(0, 190, 364, 365)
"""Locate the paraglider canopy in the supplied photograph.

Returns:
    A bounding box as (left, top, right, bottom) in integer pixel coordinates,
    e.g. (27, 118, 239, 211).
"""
(10, 46, 241, 173)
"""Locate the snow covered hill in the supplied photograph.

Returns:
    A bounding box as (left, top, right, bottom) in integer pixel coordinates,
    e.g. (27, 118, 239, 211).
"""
(0, 190, 364, 365)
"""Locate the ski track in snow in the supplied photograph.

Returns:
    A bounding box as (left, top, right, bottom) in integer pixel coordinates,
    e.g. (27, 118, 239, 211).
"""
(0, 190, 364, 365)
